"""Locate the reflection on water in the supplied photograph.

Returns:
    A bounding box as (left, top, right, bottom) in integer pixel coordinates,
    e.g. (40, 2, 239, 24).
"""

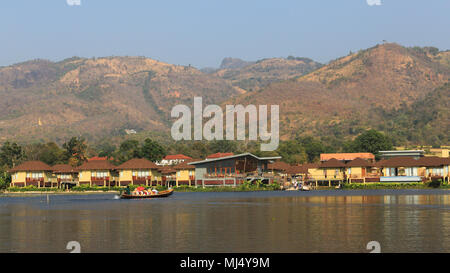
(1, 190, 450, 253)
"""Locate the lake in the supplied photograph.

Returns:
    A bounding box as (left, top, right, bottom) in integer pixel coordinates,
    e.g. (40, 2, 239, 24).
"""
(1, 189, 450, 253)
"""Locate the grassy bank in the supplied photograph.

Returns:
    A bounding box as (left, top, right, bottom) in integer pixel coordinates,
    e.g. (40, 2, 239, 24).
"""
(3, 181, 449, 194)
(2, 182, 281, 193)
(342, 180, 449, 190)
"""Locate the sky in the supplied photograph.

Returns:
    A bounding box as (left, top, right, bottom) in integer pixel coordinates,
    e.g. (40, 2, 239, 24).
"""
(1, 0, 449, 68)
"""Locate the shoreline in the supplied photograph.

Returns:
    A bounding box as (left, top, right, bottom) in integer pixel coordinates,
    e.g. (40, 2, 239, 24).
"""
(1, 184, 449, 196)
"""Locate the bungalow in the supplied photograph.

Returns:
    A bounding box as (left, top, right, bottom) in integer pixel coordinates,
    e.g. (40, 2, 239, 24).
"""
(346, 158, 377, 183)
(301, 163, 320, 180)
(417, 156, 450, 182)
(9, 161, 53, 188)
(377, 157, 422, 182)
(52, 164, 78, 188)
(267, 161, 292, 185)
(188, 153, 281, 187)
(318, 158, 347, 181)
(173, 159, 197, 186)
(286, 165, 309, 181)
(115, 158, 161, 187)
(267, 161, 291, 175)
(77, 159, 115, 186)
(159, 166, 177, 187)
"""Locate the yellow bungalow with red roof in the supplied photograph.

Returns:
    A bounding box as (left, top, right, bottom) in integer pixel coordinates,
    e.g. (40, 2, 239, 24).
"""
(77, 159, 115, 186)
(9, 161, 53, 187)
(116, 158, 162, 186)
(173, 159, 197, 186)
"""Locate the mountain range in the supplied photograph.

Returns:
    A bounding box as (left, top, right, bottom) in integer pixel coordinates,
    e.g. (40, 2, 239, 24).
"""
(0, 43, 448, 146)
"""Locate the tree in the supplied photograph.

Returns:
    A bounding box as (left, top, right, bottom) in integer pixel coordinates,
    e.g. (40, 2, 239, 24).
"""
(0, 171, 10, 190)
(296, 136, 327, 162)
(208, 140, 238, 154)
(351, 129, 393, 159)
(0, 142, 25, 168)
(276, 140, 307, 164)
(115, 139, 141, 164)
(97, 142, 117, 158)
(63, 137, 88, 166)
(141, 138, 165, 162)
(24, 142, 67, 165)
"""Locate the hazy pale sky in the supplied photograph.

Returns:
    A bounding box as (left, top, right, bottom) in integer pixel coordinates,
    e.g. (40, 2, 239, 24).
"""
(1, 0, 449, 68)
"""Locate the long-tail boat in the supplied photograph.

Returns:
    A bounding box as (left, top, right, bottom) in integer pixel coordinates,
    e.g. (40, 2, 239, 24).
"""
(120, 188, 174, 199)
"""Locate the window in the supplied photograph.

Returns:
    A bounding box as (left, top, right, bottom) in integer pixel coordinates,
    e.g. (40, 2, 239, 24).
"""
(120, 171, 123, 177)
(432, 168, 443, 176)
(137, 170, 149, 177)
(95, 171, 108, 178)
(31, 172, 43, 179)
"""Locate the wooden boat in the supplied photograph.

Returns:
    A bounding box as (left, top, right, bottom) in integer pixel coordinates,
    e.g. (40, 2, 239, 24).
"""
(300, 185, 311, 191)
(120, 188, 174, 199)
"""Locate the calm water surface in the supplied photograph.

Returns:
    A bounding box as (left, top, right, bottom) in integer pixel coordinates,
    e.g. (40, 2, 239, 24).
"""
(1, 190, 450, 253)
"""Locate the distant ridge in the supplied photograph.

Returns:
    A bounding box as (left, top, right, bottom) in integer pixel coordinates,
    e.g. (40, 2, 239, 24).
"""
(0, 43, 448, 146)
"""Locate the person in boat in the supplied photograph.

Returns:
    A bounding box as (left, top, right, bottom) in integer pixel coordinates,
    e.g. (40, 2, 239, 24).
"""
(152, 188, 159, 195)
(124, 185, 131, 195)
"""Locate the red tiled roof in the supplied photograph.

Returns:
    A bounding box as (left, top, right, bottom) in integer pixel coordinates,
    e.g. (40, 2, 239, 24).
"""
(346, 158, 374, 167)
(207, 152, 234, 159)
(77, 160, 115, 171)
(52, 164, 78, 173)
(163, 154, 192, 160)
(417, 156, 450, 167)
(268, 161, 291, 171)
(320, 153, 375, 161)
(319, 158, 347, 168)
(159, 166, 176, 174)
(116, 158, 159, 170)
(302, 163, 320, 169)
(286, 165, 309, 175)
(377, 157, 420, 167)
(9, 161, 52, 172)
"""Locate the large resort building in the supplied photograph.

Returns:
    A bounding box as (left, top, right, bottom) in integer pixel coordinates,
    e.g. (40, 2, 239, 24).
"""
(188, 153, 281, 187)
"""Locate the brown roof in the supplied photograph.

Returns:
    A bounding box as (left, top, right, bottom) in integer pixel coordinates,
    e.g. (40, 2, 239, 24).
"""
(302, 163, 320, 169)
(377, 157, 420, 167)
(9, 161, 52, 172)
(77, 160, 115, 171)
(417, 156, 450, 167)
(320, 158, 346, 168)
(116, 158, 159, 170)
(173, 159, 198, 170)
(346, 158, 374, 167)
(320, 153, 375, 161)
(268, 161, 291, 171)
(159, 166, 176, 174)
(52, 164, 78, 173)
(163, 154, 192, 160)
(286, 165, 309, 174)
